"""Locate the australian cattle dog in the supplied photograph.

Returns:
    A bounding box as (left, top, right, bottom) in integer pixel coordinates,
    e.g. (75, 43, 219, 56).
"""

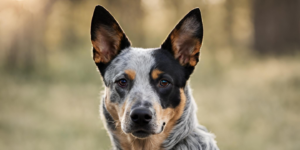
(90, 5, 219, 150)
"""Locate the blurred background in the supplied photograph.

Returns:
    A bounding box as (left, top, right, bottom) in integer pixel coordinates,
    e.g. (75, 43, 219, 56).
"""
(0, 0, 300, 150)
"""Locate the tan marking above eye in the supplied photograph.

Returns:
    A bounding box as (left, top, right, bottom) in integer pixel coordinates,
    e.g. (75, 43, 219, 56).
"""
(151, 69, 163, 80)
(124, 69, 136, 80)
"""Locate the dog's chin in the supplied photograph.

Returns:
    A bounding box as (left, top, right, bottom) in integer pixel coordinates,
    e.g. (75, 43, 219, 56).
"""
(123, 122, 166, 139)
(130, 123, 166, 139)
(131, 130, 152, 139)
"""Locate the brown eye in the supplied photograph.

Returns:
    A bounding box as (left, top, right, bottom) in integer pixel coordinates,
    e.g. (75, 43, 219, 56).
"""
(159, 79, 170, 88)
(117, 79, 127, 87)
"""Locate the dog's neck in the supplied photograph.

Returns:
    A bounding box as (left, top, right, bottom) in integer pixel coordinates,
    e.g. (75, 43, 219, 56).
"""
(103, 86, 197, 150)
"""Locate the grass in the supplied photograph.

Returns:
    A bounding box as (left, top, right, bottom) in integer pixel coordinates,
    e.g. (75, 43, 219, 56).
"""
(0, 49, 300, 150)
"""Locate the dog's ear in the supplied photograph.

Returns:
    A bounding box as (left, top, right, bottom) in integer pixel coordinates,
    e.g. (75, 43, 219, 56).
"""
(91, 5, 131, 65)
(161, 8, 203, 67)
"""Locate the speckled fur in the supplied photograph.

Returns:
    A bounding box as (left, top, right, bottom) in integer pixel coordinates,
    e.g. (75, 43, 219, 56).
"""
(91, 5, 220, 150)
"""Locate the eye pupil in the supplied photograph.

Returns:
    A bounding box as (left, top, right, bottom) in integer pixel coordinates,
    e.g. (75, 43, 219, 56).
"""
(159, 79, 169, 87)
(118, 79, 127, 87)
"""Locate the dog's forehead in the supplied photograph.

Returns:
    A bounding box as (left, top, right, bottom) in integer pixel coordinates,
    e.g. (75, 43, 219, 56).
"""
(104, 47, 156, 82)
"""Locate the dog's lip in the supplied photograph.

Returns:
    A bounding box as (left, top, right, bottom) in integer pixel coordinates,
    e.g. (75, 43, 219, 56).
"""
(128, 122, 166, 138)
(131, 129, 152, 138)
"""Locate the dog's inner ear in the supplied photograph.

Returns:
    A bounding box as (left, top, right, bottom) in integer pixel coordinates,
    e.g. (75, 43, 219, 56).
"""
(161, 8, 203, 67)
(91, 6, 131, 64)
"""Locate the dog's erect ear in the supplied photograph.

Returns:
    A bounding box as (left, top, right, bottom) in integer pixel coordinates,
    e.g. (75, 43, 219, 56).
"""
(91, 5, 131, 65)
(161, 8, 203, 67)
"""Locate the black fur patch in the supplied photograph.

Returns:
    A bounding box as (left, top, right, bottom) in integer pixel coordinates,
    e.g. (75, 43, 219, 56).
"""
(150, 49, 192, 109)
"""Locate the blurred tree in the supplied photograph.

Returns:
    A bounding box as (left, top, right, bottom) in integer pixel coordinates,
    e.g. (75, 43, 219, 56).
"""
(4, 0, 145, 72)
(225, 0, 235, 47)
(253, 0, 300, 54)
(5, 0, 57, 72)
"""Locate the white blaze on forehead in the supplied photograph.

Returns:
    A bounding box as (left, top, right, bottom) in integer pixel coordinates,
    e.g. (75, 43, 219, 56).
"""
(104, 47, 159, 102)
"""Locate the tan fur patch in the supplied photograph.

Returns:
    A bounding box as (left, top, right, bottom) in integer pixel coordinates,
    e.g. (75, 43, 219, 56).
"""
(124, 69, 136, 80)
(151, 69, 163, 80)
(92, 40, 103, 63)
(160, 88, 186, 136)
(104, 88, 119, 120)
(169, 18, 202, 66)
(188, 42, 201, 66)
(170, 29, 181, 59)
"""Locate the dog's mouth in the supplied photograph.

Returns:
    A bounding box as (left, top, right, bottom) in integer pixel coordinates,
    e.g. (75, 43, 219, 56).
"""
(132, 130, 151, 138)
(130, 122, 166, 139)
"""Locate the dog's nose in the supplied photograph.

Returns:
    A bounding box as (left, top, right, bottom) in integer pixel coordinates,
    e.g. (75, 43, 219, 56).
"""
(130, 108, 152, 125)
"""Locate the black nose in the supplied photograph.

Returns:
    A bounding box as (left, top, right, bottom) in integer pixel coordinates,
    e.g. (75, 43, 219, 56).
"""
(130, 108, 152, 125)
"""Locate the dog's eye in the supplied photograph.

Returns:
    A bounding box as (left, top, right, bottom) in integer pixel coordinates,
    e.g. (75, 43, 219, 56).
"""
(117, 79, 128, 87)
(159, 79, 170, 88)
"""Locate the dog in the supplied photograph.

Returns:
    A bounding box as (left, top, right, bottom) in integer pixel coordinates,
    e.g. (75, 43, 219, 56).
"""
(90, 5, 219, 150)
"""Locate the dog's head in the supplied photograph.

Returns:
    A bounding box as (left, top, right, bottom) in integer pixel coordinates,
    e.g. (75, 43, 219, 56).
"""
(91, 6, 203, 139)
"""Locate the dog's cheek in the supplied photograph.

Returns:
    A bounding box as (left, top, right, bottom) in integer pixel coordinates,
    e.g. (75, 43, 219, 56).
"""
(154, 102, 174, 129)
(167, 88, 186, 125)
(105, 89, 119, 120)
(156, 88, 186, 135)
(105, 103, 120, 123)
(105, 93, 131, 133)
(118, 99, 128, 124)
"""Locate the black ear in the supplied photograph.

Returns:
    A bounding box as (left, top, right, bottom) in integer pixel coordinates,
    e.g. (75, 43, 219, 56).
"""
(91, 5, 131, 65)
(161, 8, 203, 67)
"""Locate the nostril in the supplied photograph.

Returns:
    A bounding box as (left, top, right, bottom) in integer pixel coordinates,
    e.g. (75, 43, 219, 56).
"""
(131, 114, 139, 122)
(144, 114, 152, 122)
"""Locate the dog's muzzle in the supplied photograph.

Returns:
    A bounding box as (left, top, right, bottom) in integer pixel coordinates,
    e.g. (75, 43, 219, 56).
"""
(129, 107, 153, 138)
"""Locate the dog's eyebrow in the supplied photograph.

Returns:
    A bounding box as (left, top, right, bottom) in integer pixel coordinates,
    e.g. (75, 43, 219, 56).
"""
(151, 69, 163, 80)
(124, 69, 136, 80)
(112, 72, 126, 82)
